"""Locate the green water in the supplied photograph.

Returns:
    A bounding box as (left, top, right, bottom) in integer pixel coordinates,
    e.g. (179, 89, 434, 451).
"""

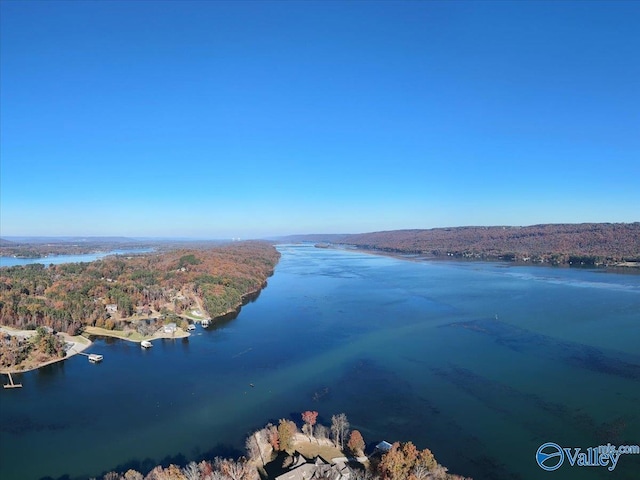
(1, 245, 638, 479)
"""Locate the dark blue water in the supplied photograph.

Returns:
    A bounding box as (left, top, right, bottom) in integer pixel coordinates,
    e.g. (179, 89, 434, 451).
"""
(1, 245, 639, 479)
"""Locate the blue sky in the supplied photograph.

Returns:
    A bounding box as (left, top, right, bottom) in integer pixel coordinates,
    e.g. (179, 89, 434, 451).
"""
(1, 1, 638, 238)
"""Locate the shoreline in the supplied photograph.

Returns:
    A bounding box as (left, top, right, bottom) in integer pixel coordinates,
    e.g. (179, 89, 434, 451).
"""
(319, 244, 640, 271)
(83, 325, 191, 343)
(0, 329, 93, 374)
(0, 325, 194, 376)
(0, 277, 271, 375)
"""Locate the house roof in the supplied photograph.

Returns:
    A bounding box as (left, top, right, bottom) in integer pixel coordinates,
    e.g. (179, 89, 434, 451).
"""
(275, 454, 351, 480)
(375, 441, 393, 452)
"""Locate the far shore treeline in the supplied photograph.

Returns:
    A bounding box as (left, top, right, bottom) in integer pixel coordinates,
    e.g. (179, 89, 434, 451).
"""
(0, 242, 280, 337)
(284, 223, 640, 266)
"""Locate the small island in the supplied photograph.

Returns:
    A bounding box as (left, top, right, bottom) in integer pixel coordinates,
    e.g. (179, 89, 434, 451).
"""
(0, 242, 280, 373)
(96, 410, 472, 480)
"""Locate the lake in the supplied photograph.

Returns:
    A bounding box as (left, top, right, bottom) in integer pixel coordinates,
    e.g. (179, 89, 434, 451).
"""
(1, 244, 639, 479)
(0, 249, 154, 268)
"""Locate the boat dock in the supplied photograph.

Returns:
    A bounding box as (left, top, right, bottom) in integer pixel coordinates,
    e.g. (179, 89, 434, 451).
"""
(78, 352, 104, 363)
(3, 372, 23, 389)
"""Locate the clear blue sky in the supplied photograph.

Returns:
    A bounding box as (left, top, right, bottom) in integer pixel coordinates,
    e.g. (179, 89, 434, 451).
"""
(1, 1, 638, 238)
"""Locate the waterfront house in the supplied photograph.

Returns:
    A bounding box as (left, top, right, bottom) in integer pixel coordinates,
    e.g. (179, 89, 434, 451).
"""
(275, 454, 352, 480)
(163, 323, 177, 334)
(375, 441, 393, 453)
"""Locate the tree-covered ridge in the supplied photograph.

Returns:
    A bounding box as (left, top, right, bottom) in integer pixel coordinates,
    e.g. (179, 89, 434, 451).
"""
(0, 242, 280, 335)
(292, 223, 640, 265)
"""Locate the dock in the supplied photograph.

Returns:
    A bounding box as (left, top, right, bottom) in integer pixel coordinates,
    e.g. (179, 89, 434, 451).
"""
(3, 372, 23, 389)
(79, 352, 104, 363)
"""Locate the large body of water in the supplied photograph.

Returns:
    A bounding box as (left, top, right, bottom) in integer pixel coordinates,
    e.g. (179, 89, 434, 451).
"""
(1, 245, 639, 480)
(0, 249, 154, 268)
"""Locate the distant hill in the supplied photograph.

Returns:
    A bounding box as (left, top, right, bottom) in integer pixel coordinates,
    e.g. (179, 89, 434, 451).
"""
(0, 237, 152, 259)
(282, 223, 640, 266)
(1, 236, 136, 244)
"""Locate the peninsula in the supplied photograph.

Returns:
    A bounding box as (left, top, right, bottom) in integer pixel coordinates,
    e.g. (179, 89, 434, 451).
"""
(98, 410, 472, 480)
(0, 242, 280, 372)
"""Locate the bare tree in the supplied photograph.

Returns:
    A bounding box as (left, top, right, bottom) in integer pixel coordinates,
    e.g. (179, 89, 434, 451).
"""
(351, 468, 380, 480)
(429, 464, 451, 480)
(315, 423, 329, 440)
(412, 465, 431, 480)
(123, 470, 144, 480)
(224, 459, 258, 480)
(331, 413, 350, 450)
(182, 462, 200, 480)
(245, 429, 268, 466)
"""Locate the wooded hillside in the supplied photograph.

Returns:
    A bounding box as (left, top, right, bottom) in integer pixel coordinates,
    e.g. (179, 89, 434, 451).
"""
(0, 242, 280, 334)
(287, 223, 640, 265)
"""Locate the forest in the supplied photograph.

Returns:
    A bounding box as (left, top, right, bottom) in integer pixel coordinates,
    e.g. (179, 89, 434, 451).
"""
(0, 242, 280, 335)
(287, 223, 640, 266)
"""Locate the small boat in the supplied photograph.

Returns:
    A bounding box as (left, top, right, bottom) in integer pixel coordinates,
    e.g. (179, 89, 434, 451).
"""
(88, 354, 103, 363)
(202, 319, 210, 327)
(187, 324, 196, 331)
(141, 340, 153, 348)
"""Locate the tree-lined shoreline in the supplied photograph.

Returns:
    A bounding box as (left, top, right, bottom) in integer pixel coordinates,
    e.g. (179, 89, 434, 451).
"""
(284, 223, 640, 267)
(0, 242, 280, 371)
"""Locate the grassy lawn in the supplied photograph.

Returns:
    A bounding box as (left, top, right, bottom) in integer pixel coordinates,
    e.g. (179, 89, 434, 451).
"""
(293, 440, 344, 461)
(71, 334, 91, 344)
(83, 326, 144, 342)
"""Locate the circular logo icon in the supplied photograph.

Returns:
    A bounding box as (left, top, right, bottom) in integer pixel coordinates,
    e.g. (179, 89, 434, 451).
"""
(536, 442, 564, 471)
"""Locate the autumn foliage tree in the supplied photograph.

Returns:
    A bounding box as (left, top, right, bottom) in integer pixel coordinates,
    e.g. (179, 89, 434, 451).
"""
(277, 419, 297, 454)
(377, 441, 438, 480)
(301, 410, 318, 440)
(347, 429, 365, 456)
(266, 423, 280, 451)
